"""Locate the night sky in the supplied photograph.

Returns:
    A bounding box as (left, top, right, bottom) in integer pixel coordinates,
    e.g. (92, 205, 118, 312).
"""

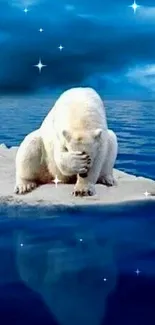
(0, 0, 155, 98)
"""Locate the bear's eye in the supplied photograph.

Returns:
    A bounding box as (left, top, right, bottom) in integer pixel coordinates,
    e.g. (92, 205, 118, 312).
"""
(64, 146, 68, 152)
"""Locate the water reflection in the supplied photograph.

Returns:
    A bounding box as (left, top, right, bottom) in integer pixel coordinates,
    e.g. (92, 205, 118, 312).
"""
(0, 202, 155, 325)
(16, 223, 117, 325)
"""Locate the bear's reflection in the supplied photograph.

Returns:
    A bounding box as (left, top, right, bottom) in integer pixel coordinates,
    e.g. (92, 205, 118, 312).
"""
(16, 227, 117, 325)
(2, 202, 155, 325)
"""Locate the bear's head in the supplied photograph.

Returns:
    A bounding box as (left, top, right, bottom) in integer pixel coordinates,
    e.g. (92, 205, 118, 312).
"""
(62, 128, 102, 163)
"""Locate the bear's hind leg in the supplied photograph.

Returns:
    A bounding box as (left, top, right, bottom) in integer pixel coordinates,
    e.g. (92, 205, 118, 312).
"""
(98, 129, 118, 186)
(14, 130, 44, 194)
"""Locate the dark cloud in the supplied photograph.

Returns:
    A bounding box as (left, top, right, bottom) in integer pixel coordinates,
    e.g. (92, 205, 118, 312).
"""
(0, 0, 155, 97)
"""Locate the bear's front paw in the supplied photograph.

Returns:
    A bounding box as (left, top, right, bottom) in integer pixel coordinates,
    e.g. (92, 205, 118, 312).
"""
(99, 174, 117, 187)
(14, 181, 37, 195)
(68, 151, 91, 174)
(72, 182, 96, 197)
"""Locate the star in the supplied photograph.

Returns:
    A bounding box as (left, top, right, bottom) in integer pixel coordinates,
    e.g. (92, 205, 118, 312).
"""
(103, 278, 107, 282)
(53, 175, 61, 187)
(20, 243, 23, 247)
(24, 8, 29, 14)
(135, 268, 141, 275)
(144, 191, 150, 197)
(34, 59, 46, 73)
(58, 45, 64, 51)
(79, 238, 83, 242)
(129, 1, 140, 13)
(39, 28, 44, 33)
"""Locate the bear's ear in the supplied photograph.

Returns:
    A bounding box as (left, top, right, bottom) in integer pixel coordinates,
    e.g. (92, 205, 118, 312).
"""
(62, 130, 71, 142)
(93, 128, 102, 139)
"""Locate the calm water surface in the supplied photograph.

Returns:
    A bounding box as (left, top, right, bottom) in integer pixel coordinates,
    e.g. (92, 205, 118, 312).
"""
(0, 202, 155, 325)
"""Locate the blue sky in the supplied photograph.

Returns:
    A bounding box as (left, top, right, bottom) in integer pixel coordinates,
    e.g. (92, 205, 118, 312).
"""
(0, 0, 155, 98)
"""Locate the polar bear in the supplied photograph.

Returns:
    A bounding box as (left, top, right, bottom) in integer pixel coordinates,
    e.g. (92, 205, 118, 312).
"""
(14, 87, 118, 196)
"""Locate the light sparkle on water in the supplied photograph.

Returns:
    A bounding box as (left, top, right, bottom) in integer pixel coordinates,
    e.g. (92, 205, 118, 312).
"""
(135, 269, 141, 275)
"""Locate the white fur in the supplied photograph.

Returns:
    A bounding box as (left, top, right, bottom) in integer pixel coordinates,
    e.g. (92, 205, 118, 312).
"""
(14, 87, 118, 196)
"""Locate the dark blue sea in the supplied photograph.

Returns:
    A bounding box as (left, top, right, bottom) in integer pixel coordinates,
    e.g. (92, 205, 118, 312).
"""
(0, 96, 155, 325)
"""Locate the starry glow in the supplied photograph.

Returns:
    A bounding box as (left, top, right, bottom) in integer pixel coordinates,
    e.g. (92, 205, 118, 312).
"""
(144, 190, 150, 197)
(58, 45, 64, 51)
(24, 8, 29, 14)
(39, 28, 44, 33)
(53, 175, 61, 187)
(129, 1, 140, 14)
(103, 278, 107, 282)
(135, 268, 141, 275)
(20, 243, 23, 247)
(34, 59, 47, 73)
(79, 238, 83, 242)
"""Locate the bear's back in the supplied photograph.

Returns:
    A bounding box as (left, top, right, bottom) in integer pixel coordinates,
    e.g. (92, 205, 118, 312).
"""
(54, 87, 107, 130)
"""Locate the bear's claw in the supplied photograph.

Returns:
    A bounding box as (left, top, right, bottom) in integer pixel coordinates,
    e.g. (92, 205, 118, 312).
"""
(72, 189, 94, 197)
(14, 182, 37, 195)
(72, 182, 95, 197)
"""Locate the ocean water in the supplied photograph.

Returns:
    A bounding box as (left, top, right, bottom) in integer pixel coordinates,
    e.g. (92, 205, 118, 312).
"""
(0, 96, 155, 325)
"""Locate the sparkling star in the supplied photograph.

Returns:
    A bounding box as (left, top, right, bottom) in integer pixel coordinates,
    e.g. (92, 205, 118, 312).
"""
(144, 191, 150, 197)
(39, 28, 44, 33)
(129, 1, 140, 13)
(53, 175, 61, 187)
(34, 59, 46, 73)
(20, 243, 23, 247)
(103, 278, 107, 282)
(135, 268, 141, 275)
(24, 8, 29, 14)
(79, 238, 83, 242)
(58, 45, 64, 51)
